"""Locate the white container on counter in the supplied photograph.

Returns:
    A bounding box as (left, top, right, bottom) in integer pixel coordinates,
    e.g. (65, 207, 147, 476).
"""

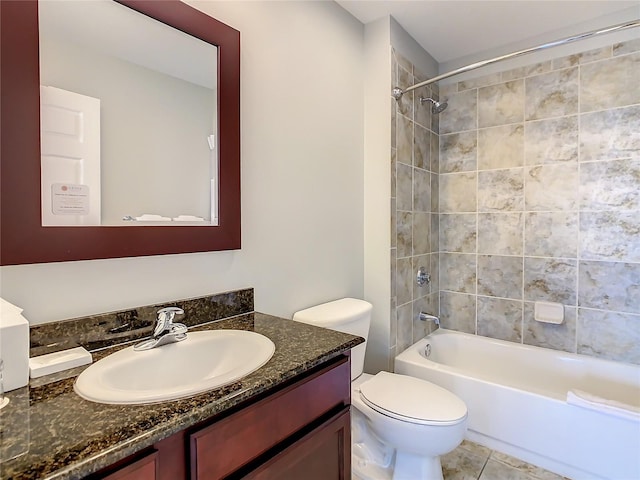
(0, 299, 30, 392)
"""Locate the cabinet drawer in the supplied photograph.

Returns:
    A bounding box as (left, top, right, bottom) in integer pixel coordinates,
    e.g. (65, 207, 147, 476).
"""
(190, 355, 350, 479)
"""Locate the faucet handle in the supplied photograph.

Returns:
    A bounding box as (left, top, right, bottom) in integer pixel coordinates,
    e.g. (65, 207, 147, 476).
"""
(157, 307, 184, 321)
(154, 307, 184, 337)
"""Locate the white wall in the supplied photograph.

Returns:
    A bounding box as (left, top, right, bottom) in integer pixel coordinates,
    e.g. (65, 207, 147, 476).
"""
(361, 16, 439, 373)
(390, 17, 439, 79)
(0, 1, 365, 325)
(363, 17, 392, 373)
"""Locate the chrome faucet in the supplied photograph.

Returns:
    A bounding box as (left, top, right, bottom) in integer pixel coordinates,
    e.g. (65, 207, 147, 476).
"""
(134, 307, 187, 351)
(418, 312, 440, 327)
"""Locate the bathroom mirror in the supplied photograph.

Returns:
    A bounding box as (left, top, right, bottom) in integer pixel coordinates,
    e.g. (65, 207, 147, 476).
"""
(0, 0, 241, 265)
(39, 0, 219, 226)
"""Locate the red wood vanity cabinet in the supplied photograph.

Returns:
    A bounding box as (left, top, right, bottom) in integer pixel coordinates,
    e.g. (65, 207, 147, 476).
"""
(92, 355, 351, 480)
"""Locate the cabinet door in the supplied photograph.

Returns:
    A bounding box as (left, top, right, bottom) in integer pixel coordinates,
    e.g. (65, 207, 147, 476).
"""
(89, 431, 185, 480)
(100, 451, 158, 480)
(243, 408, 351, 480)
(191, 356, 350, 479)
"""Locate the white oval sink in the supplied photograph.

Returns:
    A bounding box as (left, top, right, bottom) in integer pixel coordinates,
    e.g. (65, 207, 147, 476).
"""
(74, 330, 275, 405)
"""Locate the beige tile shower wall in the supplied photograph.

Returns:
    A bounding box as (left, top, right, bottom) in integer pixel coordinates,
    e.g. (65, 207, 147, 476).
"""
(391, 49, 440, 360)
(437, 40, 640, 365)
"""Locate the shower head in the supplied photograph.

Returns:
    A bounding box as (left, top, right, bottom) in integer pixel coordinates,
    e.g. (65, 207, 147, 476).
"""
(419, 96, 448, 114)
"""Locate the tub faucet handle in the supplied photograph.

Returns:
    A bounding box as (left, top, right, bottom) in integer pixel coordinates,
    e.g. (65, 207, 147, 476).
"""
(416, 267, 431, 287)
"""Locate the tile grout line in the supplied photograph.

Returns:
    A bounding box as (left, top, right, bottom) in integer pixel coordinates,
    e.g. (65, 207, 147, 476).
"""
(475, 451, 491, 480)
(576, 60, 582, 356)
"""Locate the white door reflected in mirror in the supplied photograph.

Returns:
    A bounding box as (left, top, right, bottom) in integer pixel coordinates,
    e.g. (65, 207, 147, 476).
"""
(38, 0, 219, 226)
(41, 86, 101, 226)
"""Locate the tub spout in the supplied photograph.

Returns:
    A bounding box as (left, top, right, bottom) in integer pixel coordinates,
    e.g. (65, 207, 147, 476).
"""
(419, 312, 440, 326)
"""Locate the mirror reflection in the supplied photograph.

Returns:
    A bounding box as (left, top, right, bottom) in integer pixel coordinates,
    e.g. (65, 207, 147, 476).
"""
(38, 0, 218, 226)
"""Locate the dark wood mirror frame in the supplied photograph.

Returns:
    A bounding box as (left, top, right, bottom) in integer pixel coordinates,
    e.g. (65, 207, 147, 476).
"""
(0, 0, 240, 265)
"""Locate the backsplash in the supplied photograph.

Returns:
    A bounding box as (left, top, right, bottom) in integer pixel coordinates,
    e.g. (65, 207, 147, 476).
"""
(30, 288, 254, 355)
(436, 39, 640, 364)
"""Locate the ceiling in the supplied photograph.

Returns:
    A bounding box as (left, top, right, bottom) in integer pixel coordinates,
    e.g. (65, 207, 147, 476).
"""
(336, 1, 640, 64)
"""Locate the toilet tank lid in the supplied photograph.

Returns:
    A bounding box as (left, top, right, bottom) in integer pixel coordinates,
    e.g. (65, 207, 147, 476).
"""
(292, 298, 372, 327)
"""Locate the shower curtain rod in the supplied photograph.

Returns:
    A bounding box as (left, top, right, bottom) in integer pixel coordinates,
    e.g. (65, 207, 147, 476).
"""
(392, 19, 640, 100)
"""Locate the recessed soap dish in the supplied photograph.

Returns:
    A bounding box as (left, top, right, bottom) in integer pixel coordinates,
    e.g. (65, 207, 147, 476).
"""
(534, 301, 564, 325)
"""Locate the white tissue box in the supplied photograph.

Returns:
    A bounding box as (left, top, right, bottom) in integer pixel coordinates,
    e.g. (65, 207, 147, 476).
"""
(0, 313, 29, 391)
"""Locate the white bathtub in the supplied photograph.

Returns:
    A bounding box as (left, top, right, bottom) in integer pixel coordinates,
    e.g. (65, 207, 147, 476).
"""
(394, 329, 640, 480)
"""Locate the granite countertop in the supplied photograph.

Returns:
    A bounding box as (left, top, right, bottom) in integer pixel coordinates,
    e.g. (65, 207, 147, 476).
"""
(0, 313, 363, 480)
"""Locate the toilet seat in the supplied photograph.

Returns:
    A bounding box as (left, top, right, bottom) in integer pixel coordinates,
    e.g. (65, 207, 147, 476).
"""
(359, 371, 467, 426)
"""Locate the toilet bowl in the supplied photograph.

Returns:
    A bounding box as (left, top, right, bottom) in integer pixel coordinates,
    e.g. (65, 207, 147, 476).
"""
(352, 372, 467, 479)
(293, 298, 468, 480)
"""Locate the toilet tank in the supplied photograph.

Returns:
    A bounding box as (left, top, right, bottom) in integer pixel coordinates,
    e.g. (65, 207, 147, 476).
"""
(292, 298, 372, 380)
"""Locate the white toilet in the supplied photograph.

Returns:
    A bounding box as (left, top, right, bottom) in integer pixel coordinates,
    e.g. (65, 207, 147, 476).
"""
(293, 298, 467, 480)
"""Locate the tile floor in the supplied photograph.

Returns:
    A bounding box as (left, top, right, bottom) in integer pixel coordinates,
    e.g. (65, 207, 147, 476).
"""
(442, 440, 569, 480)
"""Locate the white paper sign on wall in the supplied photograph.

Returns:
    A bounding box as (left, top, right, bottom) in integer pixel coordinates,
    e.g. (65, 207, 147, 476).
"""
(51, 183, 90, 215)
